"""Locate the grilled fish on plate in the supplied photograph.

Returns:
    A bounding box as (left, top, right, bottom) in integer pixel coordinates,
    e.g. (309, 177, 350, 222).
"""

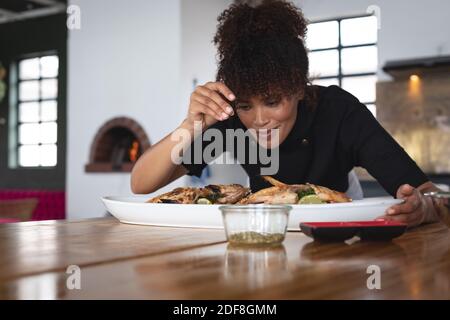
(147, 176, 350, 205)
(147, 184, 250, 204)
(238, 176, 351, 204)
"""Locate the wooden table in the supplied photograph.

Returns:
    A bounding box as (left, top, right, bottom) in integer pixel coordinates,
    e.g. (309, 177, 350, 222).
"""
(0, 218, 449, 299)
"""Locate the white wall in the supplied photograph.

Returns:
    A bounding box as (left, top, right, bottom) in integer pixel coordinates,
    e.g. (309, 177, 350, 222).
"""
(297, 0, 450, 80)
(180, 0, 232, 102)
(67, 0, 183, 219)
(180, 0, 248, 186)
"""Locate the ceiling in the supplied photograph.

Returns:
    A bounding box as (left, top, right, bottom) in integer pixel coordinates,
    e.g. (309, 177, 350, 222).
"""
(0, 0, 67, 24)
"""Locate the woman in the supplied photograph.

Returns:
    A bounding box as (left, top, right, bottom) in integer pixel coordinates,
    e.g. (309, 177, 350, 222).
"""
(131, 1, 448, 227)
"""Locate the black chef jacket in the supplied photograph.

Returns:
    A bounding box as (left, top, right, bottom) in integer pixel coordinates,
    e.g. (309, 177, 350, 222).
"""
(182, 85, 429, 197)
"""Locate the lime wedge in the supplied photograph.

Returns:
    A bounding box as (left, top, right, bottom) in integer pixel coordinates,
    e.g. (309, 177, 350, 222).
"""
(196, 198, 212, 205)
(298, 194, 325, 204)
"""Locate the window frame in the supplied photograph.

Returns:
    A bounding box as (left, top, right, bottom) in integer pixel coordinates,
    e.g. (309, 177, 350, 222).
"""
(14, 51, 60, 169)
(308, 13, 378, 108)
(0, 13, 67, 189)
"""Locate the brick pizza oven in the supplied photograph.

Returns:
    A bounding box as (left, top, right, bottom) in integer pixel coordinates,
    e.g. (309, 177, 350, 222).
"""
(85, 117, 151, 172)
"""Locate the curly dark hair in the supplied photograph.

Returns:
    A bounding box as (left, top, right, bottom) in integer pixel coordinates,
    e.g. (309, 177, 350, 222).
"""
(214, 0, 314, 103)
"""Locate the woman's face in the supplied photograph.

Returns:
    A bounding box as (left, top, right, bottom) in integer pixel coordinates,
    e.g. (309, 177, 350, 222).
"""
(235, 93, 300, 148)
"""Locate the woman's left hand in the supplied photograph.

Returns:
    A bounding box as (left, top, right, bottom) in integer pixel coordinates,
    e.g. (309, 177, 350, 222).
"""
(379, 184, 429, 227)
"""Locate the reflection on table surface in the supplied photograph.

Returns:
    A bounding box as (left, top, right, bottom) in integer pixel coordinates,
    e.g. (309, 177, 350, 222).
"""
(0, 219, 449, 299)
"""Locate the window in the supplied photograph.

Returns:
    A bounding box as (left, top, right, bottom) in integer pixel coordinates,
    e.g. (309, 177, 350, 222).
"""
(1, 13, 66, 189)
(307, 15, 378, 117)
(15, 55, 59, 167)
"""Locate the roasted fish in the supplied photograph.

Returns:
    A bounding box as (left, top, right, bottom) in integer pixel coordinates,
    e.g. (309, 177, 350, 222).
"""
(147, 184, 250, 204)
(147, 187, 205, 204)
(306, 183, 352, 203)
(238, 176, 351, 204)
(147, 177, 349, 205)
(204, 184, 251, 204)
(238, 186, 298, 204)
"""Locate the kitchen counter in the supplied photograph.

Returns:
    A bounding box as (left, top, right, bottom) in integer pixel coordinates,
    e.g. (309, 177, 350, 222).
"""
(0, 218, 449, 299)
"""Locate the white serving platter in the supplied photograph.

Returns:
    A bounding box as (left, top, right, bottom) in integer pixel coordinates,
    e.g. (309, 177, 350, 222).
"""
(102, 196, 403, 231)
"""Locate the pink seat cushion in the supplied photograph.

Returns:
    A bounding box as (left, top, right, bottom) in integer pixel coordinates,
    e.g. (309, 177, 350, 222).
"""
(0, 218, 21, 224)
(0, 190, 65, 221)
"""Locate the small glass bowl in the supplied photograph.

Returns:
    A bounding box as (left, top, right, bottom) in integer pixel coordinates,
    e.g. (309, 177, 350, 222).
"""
(219, 205, 292, 246)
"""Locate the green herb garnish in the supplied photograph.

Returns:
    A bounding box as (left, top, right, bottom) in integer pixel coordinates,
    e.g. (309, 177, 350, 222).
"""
(228, 232, 285, 245)
(297, 188, 315, 199)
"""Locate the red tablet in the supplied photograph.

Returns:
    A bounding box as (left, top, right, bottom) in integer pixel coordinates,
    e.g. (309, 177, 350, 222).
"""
(300, 220, 407, 242)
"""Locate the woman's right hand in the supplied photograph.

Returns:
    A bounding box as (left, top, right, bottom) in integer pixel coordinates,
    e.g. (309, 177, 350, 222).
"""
(185, 82, 236, 130)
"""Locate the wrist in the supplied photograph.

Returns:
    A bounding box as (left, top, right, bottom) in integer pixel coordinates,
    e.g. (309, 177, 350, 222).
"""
(433, 198, 450, 226)
(178, 118, 204, 138)
(179, 118, 194, 130)
(425, 196, 449, 225)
